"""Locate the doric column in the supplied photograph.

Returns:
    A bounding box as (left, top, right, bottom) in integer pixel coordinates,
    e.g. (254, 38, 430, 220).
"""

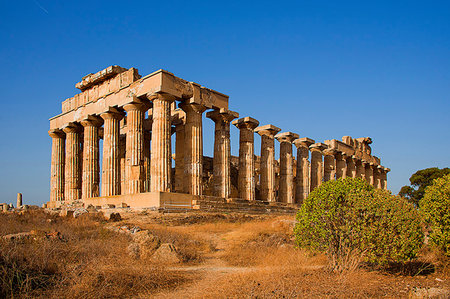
(124, 102, 147, 194)
(276, 132, 299, 204)
(232, 117, 260, 201)
(255, 125, 281, 202)
(323, 148, 337, 182)
(309, 143, 327, 192)
(355, 158, 365, 179)
(62, 123, 82, 201)
(49, 129, 65, 202)
(375, 165, 383, 188)
(334, 151, 347, 179)
(180, 101, 207, 195)
(382, 167, 390, 190)
(207, 109, 239, 198)
(363, 161, 374, 185)
(173, 114, 185, 193)
(148, 93, 174, 192)
(143, 131, 151, 192)
(80, 116, 102, 199)
(346, 155, 357, 178)
(101, 108, 124, 196)
(119, 135, 126, 194)
(293, 137, 315, 204)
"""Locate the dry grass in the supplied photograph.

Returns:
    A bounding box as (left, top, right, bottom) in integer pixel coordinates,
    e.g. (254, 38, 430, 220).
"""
(0, 210, 190, 298)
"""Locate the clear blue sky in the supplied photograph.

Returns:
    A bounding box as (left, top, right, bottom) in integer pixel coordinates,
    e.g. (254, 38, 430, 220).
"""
(1, 0, 449, 206)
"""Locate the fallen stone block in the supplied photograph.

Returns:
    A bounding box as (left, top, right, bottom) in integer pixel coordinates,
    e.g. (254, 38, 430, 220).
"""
(151, 243, 181, 264)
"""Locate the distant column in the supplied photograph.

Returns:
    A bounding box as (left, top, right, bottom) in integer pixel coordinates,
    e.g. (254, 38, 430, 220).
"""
(80, 116, 102, 199)
(63, 123, 82, 201)
(101, 108, 124, 196)
(255, 125, 281, 202)
(49, 129, 65, 202)
(363, 161, 374, 186)
(375, 166, 383, 188)
(309, 143, 327, 192)
(276, 132, 299, 203)
(207, 109, 239, 198)
(334, 151, 347, 179)
(382, 167, 390, 190)
(232, 117, 260, 201)
(346, 156, 357, 178)
(355, 158, 365, 179)
(17, 193, 22, 208)
(148, 93, 175, 192)
(180, 101, 207, 196)
(124, 102, 147, 194)
(173, 115, 185, 193)
(293, 138, 315, 204)
(143, 131, 151, 192)
(323, 148, 336, 182)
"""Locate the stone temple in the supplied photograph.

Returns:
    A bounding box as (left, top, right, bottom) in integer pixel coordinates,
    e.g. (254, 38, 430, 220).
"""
(47, 66, 390, 212)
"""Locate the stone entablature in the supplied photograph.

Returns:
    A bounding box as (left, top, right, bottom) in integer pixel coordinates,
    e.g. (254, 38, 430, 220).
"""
(48, 65, 390, 210)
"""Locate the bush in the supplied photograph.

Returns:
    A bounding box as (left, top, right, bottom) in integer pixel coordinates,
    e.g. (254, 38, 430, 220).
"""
(294, 178, 424, 271)
(420, 173, 450, 256)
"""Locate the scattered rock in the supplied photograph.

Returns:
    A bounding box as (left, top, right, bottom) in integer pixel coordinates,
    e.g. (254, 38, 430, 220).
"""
(102, 211, 122, 221)
(73, 208, 89, 218)
(151, 243, 181, 264)
(410, 287, 449, 298)
(2, 232, 34, 241)
(130, 226, 141, 234)
(132, 230, 161, 259)
(127, 242, 141, 259)
(60, 209, 74, 217)
(102, 204, 116, 209)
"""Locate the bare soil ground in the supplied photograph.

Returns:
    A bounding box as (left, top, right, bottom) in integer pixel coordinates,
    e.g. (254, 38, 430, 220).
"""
(1, 210, 448, 298)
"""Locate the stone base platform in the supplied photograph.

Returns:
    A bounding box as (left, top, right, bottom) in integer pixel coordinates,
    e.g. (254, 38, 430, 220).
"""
(46, 192, 299, 214)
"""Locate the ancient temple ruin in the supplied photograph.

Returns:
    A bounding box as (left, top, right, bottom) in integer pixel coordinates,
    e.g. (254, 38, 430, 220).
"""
(47, 66, 390, 212)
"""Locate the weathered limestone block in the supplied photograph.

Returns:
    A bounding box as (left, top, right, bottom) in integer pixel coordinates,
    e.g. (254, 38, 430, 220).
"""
(49, 129, 65, 202)
(309, 143, 327, 192)
(232, 117, 260, 201)
(207, 108, 239, 198)
(323, 148, 337, 182)
(148, 93, 174, 192)
(63, 123, 82, 201)
(275, 132, 299, 204)
(124, 102, 147, 194)
(255, 125, 281, 202)
(180, 101, 207, 196)
(293, 137, 315, 204)
(80, 116, 102, 199)
(101, 108, 125, 196)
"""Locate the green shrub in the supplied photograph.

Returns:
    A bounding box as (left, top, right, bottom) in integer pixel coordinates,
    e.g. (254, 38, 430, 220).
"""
(294, 178, 423, 271)
(420, 173, 450, 256)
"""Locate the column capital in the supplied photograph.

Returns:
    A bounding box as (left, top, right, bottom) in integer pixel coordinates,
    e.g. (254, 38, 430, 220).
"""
(323, 148, 338, 156)
(179, 101, 207, 114)
(146, 92, 176, 103)
(172, 109, 186, 126)
(206, 108, 239, 123)
(123, 102, 148, 112)
(275, 132, 299, 143)
(384, 167, 391, 173)
(62, 122, 82, 133)
(293, 137, 315, 149)
(100, 107, 125, 121)
(232, 117, 259, 130)
(80, 115, 103, 127)
(254, 124, 281, 137)
(309, 142, 327, 152)
(48, 128, 65, 138)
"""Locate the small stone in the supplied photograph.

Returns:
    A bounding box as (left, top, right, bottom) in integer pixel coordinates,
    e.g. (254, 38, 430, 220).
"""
(102, 204, 116, 209)
(73, 208, 89, 218)
(102, 211, 122, 221)
(151, 243, 181, 264)
(60, 209, 74, 217)
(127, 243, 140, 259)
(132, 230, 161, 259)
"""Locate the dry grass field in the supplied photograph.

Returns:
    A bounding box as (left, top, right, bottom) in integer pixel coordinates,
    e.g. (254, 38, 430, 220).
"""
(0, 209, 448, 298)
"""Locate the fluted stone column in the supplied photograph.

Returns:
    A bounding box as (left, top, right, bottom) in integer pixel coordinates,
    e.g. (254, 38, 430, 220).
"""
(124, 102, 146, 194)
(143, 131, 151, 192)
(255, 125, 281, 202)
(309, 143, 327, 192)
(173, 118, 185, 193)
(119, 135, 126, 194)
(323, 148, 337, 182)
(293, 138, 315, 204)
(363, 161, 374, 186)
(232, 117, 260, 201)
(334, 151, 347, 179)
(276, 132, 299, 204)
(80, 116, 102, 199)
(207, 109, 239, 198)
(63, 123, 82, 201)
(346, 156, 357, 178)
(355, 159, 365, 179)
(180, 101, 207, 196)
(149, 93, 174, 192)
(381, 167, 390, 190)
(101, 109, 124, 196)
(375, 166, 383, 188)
(49, 129, 65, 202)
